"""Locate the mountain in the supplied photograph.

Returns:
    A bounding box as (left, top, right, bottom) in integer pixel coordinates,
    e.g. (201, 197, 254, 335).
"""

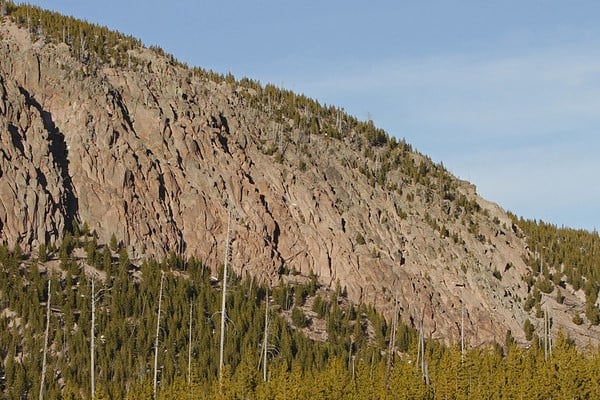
(0, 2, 598, 354)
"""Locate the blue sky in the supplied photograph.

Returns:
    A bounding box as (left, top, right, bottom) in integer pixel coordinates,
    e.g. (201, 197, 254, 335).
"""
(25, 1, 600, 231)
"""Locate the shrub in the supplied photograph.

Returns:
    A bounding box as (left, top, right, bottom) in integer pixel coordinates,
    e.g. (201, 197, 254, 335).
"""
(536, 278, 554, 294)
(38, 243, 48, 262)
(523, 295, 535, 312)
(524, 319, 534, 341)
(312, 295, 327, 318)
(292, 307, 307, 328)
(355, 233, 366, 245)
(294, 285, 308, 307)
(585, 303, 600, 325)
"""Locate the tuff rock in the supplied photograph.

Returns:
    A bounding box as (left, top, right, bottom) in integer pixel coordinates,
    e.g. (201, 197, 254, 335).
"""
(1, 19, 597, 347)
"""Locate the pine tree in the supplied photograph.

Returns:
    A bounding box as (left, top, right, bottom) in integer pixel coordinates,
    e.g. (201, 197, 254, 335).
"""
(109, 233, 118, 252)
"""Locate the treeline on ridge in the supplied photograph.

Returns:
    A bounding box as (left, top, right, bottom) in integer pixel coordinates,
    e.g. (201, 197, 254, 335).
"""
(512, 216, 600, 326)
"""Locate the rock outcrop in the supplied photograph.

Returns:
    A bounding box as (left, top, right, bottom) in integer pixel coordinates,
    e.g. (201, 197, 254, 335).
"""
(1, 19, 598, 347)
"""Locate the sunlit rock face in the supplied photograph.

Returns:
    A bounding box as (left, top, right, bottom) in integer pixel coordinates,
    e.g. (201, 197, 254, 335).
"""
(1, 19, 597, 347)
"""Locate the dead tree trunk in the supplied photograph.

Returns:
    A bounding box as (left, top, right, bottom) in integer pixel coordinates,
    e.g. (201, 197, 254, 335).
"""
(263, 288, 269, 382)
(91, 278, 95, 400)
(219, 210, 232, 388)
(385, 298, 398, 391)
(188, 300, 193, 385)
(153, 272, 165, 399)
(39, 280, 51, 400)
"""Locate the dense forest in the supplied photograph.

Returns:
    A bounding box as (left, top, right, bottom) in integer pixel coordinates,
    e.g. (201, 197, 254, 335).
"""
(1, 226, 599, 399)
(511, 216, 600, 327)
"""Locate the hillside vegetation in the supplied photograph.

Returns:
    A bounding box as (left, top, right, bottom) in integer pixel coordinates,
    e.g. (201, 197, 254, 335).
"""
(1, 1, 600, 398)
(1, 233, 599, 399)
(514, 216, 600, 325)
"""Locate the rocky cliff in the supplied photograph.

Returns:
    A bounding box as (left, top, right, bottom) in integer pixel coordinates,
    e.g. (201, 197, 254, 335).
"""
(1, 17, 598, 347)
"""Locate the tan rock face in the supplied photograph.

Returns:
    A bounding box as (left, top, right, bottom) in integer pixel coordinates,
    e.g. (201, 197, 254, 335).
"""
(1, 20, 598, 347)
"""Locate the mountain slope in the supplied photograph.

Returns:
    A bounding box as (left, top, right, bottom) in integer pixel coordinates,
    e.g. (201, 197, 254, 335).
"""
(0, 7, 598, 349)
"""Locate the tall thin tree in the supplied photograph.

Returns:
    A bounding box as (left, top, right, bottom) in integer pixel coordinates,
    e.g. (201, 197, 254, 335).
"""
(416, 310, 429, 385)
(461, 301, 465, 358)
(386, 297, 398, 391)
(455, 283, 466, 359)
(91, 278, 95, 400)
(544, 304, 552, 361)
(188, 299, 193, 385)
(153, 271, 165, 399)
(263, 287, 269, 382)
(39, 280, 51, 400)
(219, 210, 232, 387)
(420, 320, 430, 384)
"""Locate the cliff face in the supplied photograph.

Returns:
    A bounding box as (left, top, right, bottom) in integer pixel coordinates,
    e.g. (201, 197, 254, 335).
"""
(1, 19, 597, 346)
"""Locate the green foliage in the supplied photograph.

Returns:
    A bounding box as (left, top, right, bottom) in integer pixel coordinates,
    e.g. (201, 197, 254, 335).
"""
(294, 284, 308, 307)
(535, 303, 544, 319)
(523, 295, 536, 312)
(101, 246, 112, 271)
(523, 272, 535, 290)
(59, 231, 75, 261)
(307, 271, 318, 296)
(9, 238, 599, 400)
(524, 318, 535, 341)
(85, 236, 98, 266)
(556, 289, 565, 304)
(505, 329, 516, 348)
(585, 302, 600, 325)
(363, 122, 387, 147)
(118, 246, 130, 271)
(312, 294, 328, 318)
(109, 232, 118, 252)
(536, 277, 554, 294)
(272, 284, 293, 310)
(2, 3, 600, 398)
(291, 307, 308, 328)
(6, 2, 142, 67)
(355, 232, 366, 245)
(515, 217, 600, 308)
(492, 268, 502, 280)
(37, 242, 48, 262)
(298, 159, 307, 172)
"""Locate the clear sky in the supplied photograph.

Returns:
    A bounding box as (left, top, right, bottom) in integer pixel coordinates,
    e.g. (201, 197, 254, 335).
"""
(24, 1, 600, 231)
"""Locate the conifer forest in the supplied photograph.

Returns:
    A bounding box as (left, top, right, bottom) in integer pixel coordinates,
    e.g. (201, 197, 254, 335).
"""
(0, 227, 599, 399)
